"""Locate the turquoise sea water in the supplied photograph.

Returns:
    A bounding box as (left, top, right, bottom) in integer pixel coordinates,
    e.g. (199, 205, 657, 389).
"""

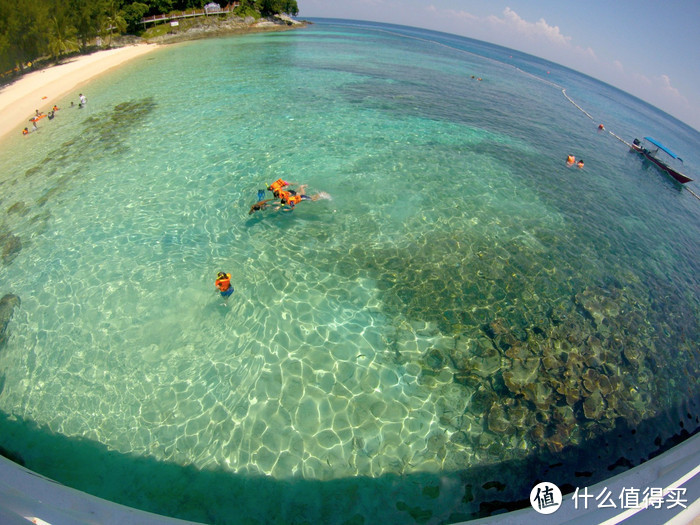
(0, 19, 699, 523)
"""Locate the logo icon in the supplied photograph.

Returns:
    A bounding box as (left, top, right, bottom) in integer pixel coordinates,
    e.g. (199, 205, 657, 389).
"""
(530, 482, 563, 514)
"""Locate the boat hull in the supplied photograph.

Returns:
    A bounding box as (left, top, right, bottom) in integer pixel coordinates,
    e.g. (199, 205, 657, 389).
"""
(630, 139, 693, 184)
(642, 151, 694, 184)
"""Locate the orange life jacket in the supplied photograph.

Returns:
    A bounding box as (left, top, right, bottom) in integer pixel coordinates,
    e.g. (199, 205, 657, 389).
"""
(278, 190, 292, 202)
(215, 274, 231, 292)
(287, 194, 302, 206)
(268, 179, 288, 192)
(22, 129, 28, 135)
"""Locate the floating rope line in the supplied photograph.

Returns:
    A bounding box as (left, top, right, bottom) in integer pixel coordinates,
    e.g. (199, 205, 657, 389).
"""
(562, 88, 595, 120)
(562, 90, 699, 201)
(561, 89, 699, 200)
(561, 88, 634, 148)
(686, 186, 700, 201)
(346, 23, 697, 198)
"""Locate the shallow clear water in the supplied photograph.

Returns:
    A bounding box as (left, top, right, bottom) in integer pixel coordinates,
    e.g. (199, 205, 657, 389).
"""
(0, 19, 698, 524)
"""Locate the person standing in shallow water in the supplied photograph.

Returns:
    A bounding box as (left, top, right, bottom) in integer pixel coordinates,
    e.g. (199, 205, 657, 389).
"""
(215, 272, 234, 303)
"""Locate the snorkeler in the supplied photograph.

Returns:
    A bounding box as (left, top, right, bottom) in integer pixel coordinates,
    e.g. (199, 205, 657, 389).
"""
(215, 272, 234, 302)
(249, 198, 276, 215)
(280, 193, 312, 210)
(267, 178, 297, 197)
(278, 185, 327, 211)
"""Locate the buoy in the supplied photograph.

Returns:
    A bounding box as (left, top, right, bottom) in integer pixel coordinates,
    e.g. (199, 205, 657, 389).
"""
(598, 124, 605, 131)
(41, 96, 47, 99)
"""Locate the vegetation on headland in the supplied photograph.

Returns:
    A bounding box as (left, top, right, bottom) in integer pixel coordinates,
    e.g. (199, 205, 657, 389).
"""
(0, 0, 300, 78)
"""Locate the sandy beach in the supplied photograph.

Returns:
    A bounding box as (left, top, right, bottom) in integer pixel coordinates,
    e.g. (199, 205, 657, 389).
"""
(0, 44, 159, 142)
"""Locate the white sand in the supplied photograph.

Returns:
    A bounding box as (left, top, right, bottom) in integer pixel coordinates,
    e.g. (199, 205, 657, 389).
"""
(0, 44, 159, 142)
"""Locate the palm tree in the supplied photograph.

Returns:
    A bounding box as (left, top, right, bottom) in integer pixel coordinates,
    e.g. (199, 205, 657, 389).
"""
(102, 0, 127, 47)
(47, 13, 78, 61)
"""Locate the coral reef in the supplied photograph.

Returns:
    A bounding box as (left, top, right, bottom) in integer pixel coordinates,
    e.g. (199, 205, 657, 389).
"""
(315, 227, 699, 460)
(0, 231, 21, 265)
(0, 294, 20, 347)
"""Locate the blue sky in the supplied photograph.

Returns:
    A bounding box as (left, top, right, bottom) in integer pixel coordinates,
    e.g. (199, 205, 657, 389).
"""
(298, 1, 700, 132)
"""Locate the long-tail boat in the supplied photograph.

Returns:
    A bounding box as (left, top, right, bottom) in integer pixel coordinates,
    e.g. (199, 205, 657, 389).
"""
(630, 136, 693, 184)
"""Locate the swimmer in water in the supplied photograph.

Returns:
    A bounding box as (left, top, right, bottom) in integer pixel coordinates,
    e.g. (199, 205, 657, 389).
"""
(215, 272, 234, 303)
(249, 198, 276, 215)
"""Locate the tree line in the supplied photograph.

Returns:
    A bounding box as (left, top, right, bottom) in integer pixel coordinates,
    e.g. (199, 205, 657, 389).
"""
(0, 0, 299, 76)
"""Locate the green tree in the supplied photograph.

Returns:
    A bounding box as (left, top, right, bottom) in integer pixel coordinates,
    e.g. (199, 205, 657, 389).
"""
(0, 32, 12, 75)
(102, 0, 127, 46)
(5, 0, 51, 69)
(258, 0, 297, 17)
(121, 2, 149, 34)
(69, 0, 107, 51)
(282, 0, 298, 16)
(0, 0, 13, 73)
(172, 0, 205, 10)
(46, 0, 78, 60)
(144, 0, 173, 16)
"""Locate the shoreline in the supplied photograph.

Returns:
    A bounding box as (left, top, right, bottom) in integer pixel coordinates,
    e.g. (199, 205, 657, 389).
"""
(0, 44, 160, 143)
(0, 17, 308, 144)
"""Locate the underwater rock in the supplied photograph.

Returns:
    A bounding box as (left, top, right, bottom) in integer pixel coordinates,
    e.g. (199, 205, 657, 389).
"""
(622, 346, 642, 368)
(542, 354, 562, 371)
(563, 352, 586, 383)
(486, 318, 509, 337)
(484, 318, 521, 351)
(449, 430, 470, 447)
(522, 381, 554, 410)
(583, 390, 605, 420)
(546, 421, 576, 454)
(582, 335, 604, 367)
(7, 201, 29, 216)
(425, 348, 445, 370)
(505, 400, 529, 428)
(504, 342, 531, 361)
(1, 233, 21, 265)
(575, 287, 615, 323)
(615, 396, 643, 426)
(598, 374, 613, 396)
(530, 423, 545, 442)
(487, 405, 513, 435)
(470, 387, 497, 413)
(0, 294, 21, 346)
(450, 336, 502, 379)
(582, 368, 601, 394)
(426, 432, 447, 459)
(453, 371, 482, 389)
(556, 381, 582, 406)
(502, 357, 540, 394)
